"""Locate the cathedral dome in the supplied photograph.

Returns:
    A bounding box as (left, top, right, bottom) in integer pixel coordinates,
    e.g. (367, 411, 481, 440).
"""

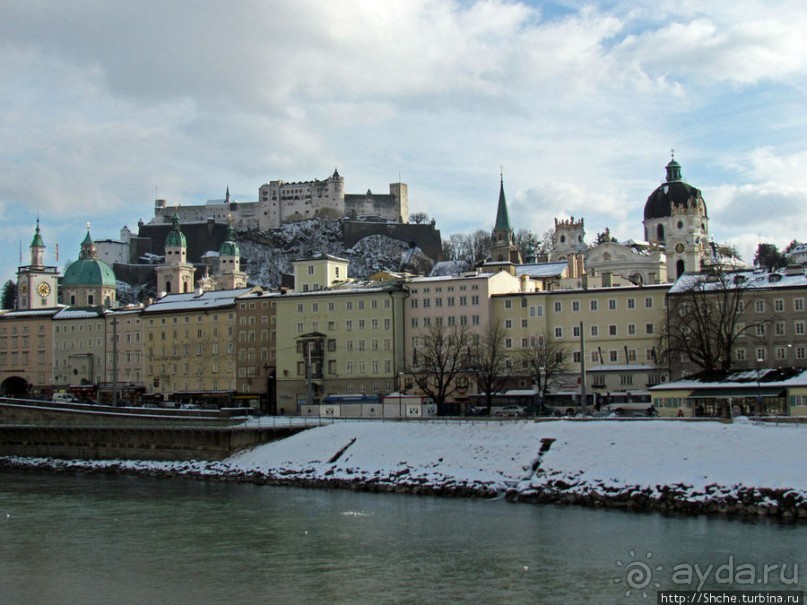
(643, 158, 708, 221)
(63, 229, 117, 288)
(63, 257, 116, 287)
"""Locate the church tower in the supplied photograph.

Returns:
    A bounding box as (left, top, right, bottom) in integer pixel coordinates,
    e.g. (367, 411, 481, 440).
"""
(16, 219, 59, 309)
(642, 153, 709, 278)
(549, 216, 587, 262)
(214, 222, 248, 290)
(490, 175, 522, 264)
(155, 211, 195, 295)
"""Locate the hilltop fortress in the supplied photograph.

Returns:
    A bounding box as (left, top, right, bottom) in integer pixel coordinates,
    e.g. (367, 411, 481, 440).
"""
(151, 169, 409, 231)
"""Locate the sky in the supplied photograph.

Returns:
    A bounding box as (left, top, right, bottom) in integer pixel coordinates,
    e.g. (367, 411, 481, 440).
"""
(2, 0, 807, 285)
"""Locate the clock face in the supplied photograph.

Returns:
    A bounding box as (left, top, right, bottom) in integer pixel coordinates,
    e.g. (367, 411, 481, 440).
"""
(19, 283, 28, 296)
(675, 242, 685, 254)
(37, 282, 51, 297)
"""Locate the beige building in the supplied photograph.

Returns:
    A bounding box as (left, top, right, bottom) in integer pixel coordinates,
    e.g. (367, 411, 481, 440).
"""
(142, 288, 252, 404)
(492, 284, 670, 402)
(274, 255, 407, 414)
(666, 269, 807, 378)
(0, 308, 60, 397)
(234, 289, 278, 413)
(52, 307, 108, 397)
(16, 220, 60, 310)
(104, 307, 146, 402)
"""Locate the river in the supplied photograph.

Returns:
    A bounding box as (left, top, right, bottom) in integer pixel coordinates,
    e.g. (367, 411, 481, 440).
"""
(0, 471, 803, 604)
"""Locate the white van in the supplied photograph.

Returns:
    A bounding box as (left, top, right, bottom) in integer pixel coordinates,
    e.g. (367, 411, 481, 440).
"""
(52, 393, 78, 403)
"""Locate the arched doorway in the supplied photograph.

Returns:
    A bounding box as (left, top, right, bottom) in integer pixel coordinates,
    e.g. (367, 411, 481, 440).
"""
(1, 376, 29, 397)
(676, 259, 685, 277)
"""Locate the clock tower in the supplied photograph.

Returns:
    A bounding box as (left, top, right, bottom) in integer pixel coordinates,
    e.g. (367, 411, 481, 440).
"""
(17, 219, 59, 309)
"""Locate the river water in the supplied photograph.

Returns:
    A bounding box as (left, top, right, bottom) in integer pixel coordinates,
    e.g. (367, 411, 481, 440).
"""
(0, 471, 803, 604)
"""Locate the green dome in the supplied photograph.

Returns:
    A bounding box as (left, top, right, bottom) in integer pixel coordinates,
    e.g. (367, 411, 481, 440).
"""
(166, 212, 187, 247)
(63, 258, 117, 287)
(219, 224, 240, 256)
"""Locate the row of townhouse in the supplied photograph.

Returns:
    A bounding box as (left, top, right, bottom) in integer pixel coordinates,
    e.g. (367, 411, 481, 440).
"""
(3, 255, 807, 415)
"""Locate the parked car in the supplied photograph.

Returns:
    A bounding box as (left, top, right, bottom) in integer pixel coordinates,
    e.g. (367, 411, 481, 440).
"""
(494, 405, 526, 418)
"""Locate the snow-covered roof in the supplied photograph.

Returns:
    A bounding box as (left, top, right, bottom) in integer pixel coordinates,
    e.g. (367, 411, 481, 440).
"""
(144, 288, 255, 313)
(649, 368, 807, 391)
(0, 307, 64, 319)
(588, 364, 656, 373)
(669, 269, 807, 294)
(429, 260, 471, 277)
(54, 307, 105, 320)
(516, 262, 568, 278)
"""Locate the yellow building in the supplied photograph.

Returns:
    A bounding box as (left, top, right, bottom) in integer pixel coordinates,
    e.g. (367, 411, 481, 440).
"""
(492, 284, 670, 403)
(0, 308, 60, 397)
(274, 255, 406, 415)
(142, 288, 253, 405)
(104, 307, 146, 403)
(52, 307, 108, 399)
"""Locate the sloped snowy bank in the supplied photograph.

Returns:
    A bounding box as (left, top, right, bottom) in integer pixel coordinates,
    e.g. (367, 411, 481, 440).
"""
(1, 419, 805, 518)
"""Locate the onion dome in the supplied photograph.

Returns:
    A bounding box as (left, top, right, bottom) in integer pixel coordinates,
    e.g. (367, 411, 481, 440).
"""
(165, 211, 187, 247)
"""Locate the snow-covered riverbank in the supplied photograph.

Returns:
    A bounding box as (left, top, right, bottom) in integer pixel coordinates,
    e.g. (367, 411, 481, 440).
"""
(2, 418, 805, 518)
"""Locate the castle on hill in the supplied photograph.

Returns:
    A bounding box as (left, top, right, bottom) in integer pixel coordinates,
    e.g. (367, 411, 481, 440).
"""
(151, 169, 408, 231)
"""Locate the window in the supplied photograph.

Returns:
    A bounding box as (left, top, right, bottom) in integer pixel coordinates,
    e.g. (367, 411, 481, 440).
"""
(795, 321, 806, 336)
(735, 348, 746, 361)
(609, 350, 618, 362)
(590, 300, 598, 311)
(775, 347, 787, 361)
(554, 301, 562, 312)
(627, 298, 636, 309)
(573, 351, 582, 363)
(590, 325, 598, 337)
(646, 323, 654, 335)
(505, 320, 512, 329)
(297, 303, 303, 313)
(774, 299, 784, 312)
(755, 324, 766, 337)
(628, 324, 636, 335)
(775, 322, 785, 337)
(531, 305, 543, 317)
(608, 299, 616, 310)
(796, 346, 806, 360)
(505, 338, 512, 349)
(756, 348, 767, 361)
(554, 327, 563, 338)
(755, 300, 765, 313)
(795, 298, 805, 312)
(572, 301, 580, 312)
(609, 325, 617, 336)
(573, 325, 580, 337)
(505, 300, 512, 309)
(645, 297, 653, 309)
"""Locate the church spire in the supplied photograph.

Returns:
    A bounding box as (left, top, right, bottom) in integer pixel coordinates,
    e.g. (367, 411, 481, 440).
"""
(493, 172, 513, 237)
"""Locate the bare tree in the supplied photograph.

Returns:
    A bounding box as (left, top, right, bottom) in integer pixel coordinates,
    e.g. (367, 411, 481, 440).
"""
(519, 332, 571, 404)
(410, 211, 430, 224)
(406, 323, 470, 406)
(467, 321, 511, 413)
(662, 269, 770, 377)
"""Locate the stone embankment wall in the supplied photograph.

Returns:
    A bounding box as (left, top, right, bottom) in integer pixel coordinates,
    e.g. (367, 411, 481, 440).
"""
(0, 399, 300, 461)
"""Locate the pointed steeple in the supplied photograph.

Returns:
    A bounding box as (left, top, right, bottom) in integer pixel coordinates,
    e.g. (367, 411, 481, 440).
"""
(493, 173, 513, 237)
(225, 186, 231, 204)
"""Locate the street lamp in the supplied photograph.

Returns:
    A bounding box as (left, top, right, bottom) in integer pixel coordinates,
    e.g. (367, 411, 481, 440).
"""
(756, 358, 764, 417)
(398, 372, 404, 420)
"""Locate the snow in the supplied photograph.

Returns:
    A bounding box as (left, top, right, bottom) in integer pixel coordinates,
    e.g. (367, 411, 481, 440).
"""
(227, 418, 806, 494)
(3, 418, 804, 514)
